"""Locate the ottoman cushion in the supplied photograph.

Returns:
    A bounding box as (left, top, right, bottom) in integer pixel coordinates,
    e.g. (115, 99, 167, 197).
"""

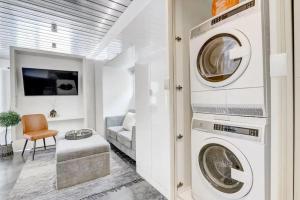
(56, 134, 110, 162)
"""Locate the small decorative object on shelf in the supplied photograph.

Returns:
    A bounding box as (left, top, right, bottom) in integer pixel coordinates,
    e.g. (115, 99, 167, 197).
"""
(65, 129, 93, 140)
(0, 111, 21, 158)
(50, 109, 57, 118)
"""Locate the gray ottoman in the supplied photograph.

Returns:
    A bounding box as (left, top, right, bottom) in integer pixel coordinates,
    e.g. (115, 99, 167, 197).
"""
(56, 134, 110, 189)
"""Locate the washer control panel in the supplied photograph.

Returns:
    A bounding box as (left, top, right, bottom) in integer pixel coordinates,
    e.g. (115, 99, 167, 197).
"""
(213, 124, 259, 137)
(192, 119, 263, 142)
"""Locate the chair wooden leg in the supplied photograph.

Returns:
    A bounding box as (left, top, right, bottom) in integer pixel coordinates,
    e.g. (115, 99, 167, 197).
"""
(32, 141, 36, 161)
(22, 139, 28, 156)
(53, 136, 56, 144)
(43, 138, 46, 150)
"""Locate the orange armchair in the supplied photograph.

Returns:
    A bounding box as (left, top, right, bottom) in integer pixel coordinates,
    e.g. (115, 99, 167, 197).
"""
(21, 114, 58, 160)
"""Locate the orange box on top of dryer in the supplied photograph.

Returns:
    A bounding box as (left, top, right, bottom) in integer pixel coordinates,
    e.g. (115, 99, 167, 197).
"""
(212, 0, 240, 16)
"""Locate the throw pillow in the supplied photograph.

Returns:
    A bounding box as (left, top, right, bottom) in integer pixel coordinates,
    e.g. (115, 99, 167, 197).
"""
(122, 112, 136, 131)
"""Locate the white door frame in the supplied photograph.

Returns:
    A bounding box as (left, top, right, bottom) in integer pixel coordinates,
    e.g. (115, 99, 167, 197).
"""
(294, 0, 300, 199)
(167, 0, 176, 199)
(269, 0, 294, 199)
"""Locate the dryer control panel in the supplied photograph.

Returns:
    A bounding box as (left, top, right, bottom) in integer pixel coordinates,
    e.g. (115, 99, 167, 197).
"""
(211, 0, 256, 26)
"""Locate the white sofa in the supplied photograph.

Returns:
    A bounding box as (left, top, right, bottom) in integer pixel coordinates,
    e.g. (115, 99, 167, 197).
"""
(105, 114, 136, 161)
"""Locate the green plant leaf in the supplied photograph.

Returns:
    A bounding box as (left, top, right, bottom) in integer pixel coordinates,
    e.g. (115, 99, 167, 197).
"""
(0, 111, 21, 128)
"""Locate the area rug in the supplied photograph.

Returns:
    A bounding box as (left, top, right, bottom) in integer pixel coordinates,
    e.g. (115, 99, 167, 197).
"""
(8, 148, 165, 200)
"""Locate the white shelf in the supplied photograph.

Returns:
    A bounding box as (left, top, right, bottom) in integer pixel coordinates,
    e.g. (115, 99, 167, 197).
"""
(47, 116, 84, 122)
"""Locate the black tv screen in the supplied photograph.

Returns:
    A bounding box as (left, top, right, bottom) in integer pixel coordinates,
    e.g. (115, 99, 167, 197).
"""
(22, 68, 79, 96)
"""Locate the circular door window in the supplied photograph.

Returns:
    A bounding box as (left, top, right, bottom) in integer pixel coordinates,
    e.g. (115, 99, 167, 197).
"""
(196, 31, 251, 87)
(198, 140, 253, 199)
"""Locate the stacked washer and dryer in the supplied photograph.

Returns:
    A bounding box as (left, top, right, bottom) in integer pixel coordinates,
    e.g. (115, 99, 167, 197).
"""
(189, 0, 270, 200)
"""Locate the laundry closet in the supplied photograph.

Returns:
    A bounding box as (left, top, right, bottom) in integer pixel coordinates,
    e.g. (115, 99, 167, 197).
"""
(170, 0, 293, 200)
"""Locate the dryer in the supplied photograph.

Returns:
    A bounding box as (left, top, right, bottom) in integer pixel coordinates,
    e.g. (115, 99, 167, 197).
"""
(189, 0, 270, 117)
(191, 113, 270, 200)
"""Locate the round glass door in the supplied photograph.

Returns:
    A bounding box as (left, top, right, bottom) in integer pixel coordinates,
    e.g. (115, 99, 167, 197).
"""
(198, 144, 244, 194)
(197, 33, 248, 84)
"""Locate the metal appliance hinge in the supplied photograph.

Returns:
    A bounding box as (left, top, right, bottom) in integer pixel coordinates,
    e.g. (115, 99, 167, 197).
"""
(176, 85, 183, 91)
(177, 134, 183, 140)
(175, 36, 182, 42)
(177, 182, 183, 190)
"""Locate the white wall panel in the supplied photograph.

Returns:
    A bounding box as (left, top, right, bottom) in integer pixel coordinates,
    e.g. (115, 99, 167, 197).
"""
(135, 64, 152, 179)
(149, 52, 170, 196)
(102, 67, 133, 117)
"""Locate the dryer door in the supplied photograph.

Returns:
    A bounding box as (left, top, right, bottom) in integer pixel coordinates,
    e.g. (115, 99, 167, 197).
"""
(198, 138, 253, 199)
(196, 30, 251, 87)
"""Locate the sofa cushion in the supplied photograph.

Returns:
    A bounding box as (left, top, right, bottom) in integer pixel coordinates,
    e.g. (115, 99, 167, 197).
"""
(107, 126, 124, 139)
(117, 131, 132, 149)
(122, 112, 136, 131)
(56, 134, 110, 162)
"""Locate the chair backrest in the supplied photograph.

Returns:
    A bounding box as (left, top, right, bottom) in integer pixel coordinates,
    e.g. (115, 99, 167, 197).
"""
(22, 114, 48, 134)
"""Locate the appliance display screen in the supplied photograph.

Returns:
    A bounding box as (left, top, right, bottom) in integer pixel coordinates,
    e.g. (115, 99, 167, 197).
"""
(211, 0, 255, 25)
(214, 124, 259, 137)
(22, 68, 79, 96)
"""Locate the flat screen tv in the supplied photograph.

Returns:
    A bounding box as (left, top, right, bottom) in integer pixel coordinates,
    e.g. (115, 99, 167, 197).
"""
(22, 68, 79, 96)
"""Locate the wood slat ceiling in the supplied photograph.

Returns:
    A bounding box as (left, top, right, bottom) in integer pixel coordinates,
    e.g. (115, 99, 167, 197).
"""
(0, 0, 132, 58)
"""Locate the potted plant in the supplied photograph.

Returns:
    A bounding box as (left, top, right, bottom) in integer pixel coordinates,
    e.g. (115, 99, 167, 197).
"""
(0, 111, 20, 157)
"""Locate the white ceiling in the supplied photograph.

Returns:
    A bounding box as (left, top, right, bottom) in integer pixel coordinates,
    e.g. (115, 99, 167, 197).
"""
(101, 0, 167, 62)
(0, 0, 133, 58)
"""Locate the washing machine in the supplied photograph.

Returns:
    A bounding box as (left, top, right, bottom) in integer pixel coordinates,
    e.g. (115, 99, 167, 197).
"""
(189, 0, 270, 118)
(191, 113, 270, 200)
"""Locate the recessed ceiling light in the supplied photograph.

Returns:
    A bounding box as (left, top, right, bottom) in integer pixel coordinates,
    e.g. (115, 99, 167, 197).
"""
(52, 43, 57, 48)
(51, 23, 57, 32)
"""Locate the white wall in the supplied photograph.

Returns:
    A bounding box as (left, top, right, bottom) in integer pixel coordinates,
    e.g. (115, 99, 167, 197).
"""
(103, 67, 134, 117)
(11, 49, 86, 150)
(0, 58, 11, 145)
(0, 58, 10, 112)
(83, 59, 96, 129)
(14, 52, 84, 124)
(102, 45, 136, 122)
(95, 62, 104, 134)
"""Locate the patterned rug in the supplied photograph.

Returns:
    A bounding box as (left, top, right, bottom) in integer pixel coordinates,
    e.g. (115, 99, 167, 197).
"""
(8, 147, 166, 200)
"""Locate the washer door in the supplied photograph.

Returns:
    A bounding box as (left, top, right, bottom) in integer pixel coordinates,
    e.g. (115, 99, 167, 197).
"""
(198, 138, 253, 199)
(196, 30, 251, 87)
